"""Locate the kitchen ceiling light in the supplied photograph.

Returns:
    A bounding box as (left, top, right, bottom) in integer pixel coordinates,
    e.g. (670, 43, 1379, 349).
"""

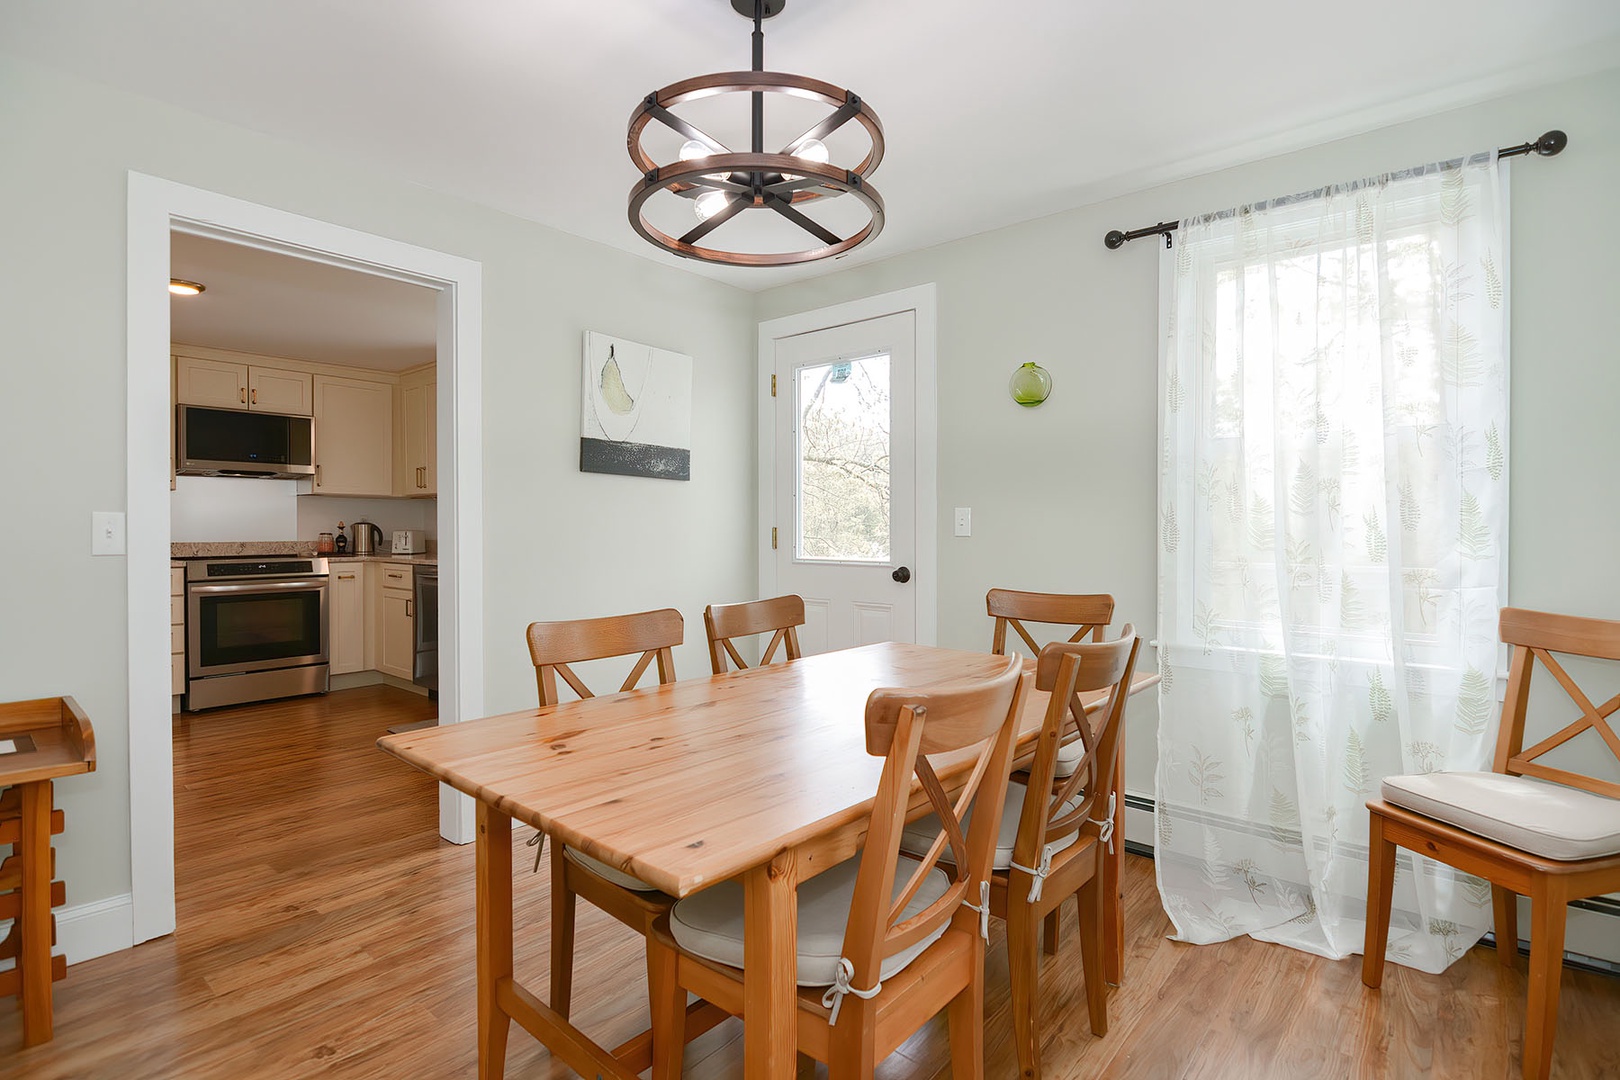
(169, 278, 206, 296)
(627, 0, 885, 267)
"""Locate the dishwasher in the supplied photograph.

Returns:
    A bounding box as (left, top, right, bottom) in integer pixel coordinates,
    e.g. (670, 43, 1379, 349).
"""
(412, 565, 438, 696)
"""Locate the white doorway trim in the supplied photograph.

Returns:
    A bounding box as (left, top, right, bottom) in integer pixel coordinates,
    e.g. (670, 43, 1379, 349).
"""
(756, 284, 938, 644)
(126, 173, 485, 946)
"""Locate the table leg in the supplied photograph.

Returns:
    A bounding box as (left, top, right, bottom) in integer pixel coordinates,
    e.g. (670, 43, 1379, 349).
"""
(1104, 752, 1125, 985)
(19, 781, 52, 1047)
(743, 850, 798, 1079)
(476, 802, 513, 1080)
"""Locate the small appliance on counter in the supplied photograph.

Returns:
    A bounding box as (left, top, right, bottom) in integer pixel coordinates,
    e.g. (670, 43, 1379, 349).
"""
(391, 529, 425, 555)
(350, 520, 383, 555)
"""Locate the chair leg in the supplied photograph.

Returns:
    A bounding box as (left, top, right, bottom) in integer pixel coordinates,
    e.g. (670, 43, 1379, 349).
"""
(1042, 908, 1061, 956)
(946, 946, 987, 1080)
(646, 938, 686, 1080)
(1077, 876, 1108, 1038)
(1360, 811, 1397, 988)
(549, 845, 577, 1018)
(1006, 905, 1041, 1080)
(1493, 885, 1519, 965)
(1522, 886, 1568, 1080)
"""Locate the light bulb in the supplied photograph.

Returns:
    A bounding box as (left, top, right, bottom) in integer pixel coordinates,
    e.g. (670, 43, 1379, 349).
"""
(694, 190, 730, 221)
(795, 138, 829, 165)
(679, 139, 709, 161)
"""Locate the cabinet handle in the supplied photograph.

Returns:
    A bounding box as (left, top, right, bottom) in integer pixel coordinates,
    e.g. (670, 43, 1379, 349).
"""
(337, 573, 355, 580)
(240, 387, 247, 404)
(416, 466, 425, 488)
(251, 388, 258, 405)
(314, 464, 321, 488)
(406, 599, 414, 618)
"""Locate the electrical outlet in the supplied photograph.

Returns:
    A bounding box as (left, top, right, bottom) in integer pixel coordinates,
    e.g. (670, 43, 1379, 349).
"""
(953, 507, 972, 537)
(92, 511, 126, 556)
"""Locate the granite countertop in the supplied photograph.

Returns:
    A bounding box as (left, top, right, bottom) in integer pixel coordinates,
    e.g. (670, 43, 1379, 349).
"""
(170, 542, 435, 565)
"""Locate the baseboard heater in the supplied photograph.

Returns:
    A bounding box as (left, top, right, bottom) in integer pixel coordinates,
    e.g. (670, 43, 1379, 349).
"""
(1118, 791, 1620, 978)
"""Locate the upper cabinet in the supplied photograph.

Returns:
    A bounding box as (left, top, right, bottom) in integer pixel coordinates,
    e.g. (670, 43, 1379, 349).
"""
(175, 355, 313, 415)
(395, 366, 436, 497)
(313, 375, 394, 497)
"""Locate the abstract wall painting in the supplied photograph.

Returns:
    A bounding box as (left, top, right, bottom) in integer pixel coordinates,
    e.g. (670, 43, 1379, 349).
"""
(580, 331, 693, 481)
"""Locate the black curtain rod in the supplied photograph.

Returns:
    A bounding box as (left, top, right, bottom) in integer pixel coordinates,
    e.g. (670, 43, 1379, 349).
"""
(1102, 129, 1568, 250)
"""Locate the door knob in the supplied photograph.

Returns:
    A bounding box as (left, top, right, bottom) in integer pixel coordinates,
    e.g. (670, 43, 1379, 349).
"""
(891, 566, 911, 584)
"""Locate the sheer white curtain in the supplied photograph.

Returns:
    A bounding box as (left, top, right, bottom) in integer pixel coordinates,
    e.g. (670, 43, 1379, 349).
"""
(1154, 153, 1510, 973)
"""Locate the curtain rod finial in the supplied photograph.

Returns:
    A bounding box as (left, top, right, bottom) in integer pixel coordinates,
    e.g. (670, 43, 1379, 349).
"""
(1536, 130, 1568, 157)
(1104, 230, 1126, 250)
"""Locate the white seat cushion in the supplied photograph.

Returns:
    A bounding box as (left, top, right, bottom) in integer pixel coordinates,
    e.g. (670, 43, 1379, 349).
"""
(1381, 772, 1620, 861)
(897, 780, 1081, 870)
(1053, 736, 1086, 778)
(564, 845, 664, 893)
(669, 854, 951, 988)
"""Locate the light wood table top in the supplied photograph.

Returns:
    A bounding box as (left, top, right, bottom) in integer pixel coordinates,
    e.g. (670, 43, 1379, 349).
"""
(379, 642, 1157, 1080)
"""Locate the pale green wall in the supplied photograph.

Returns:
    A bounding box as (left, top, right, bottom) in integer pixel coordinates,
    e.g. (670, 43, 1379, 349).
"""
(0, 58, 758, 911)
(753, 66, 1620, 802)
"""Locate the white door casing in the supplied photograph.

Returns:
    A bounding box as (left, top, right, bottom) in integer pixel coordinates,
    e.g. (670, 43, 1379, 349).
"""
(757, 285, 938, 649)
(127, 173, 484, 948)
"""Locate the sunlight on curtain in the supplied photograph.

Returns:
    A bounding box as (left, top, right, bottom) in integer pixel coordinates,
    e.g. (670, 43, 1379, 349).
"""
(1154, 153, 1510, 973)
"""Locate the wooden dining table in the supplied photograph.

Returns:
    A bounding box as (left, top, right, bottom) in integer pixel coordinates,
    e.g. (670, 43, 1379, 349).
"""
(378, 641, 1157, 1080)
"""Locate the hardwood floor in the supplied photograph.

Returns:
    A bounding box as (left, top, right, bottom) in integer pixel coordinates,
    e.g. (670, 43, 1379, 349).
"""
(3, 684, 1619, 1078)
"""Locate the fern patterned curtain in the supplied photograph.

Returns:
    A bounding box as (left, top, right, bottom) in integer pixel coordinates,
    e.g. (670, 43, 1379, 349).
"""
(1154, 153, 1510, 974)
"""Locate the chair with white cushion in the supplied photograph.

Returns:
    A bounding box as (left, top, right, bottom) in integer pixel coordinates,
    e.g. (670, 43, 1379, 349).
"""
(525, 608, 723, 1055)
(646, 654, 1027, 1079)
(1363, 607, 1620, 1080)
(902, 628, 1140, 1079)
(703, 594, 804, 675)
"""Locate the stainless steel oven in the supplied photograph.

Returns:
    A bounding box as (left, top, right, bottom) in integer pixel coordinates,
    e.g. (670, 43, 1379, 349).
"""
(412, 565, 438, 695)
(186, 556, 330, 710)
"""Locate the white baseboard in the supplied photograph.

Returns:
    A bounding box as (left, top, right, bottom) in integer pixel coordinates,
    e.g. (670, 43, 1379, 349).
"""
(0, 892, 135, 971)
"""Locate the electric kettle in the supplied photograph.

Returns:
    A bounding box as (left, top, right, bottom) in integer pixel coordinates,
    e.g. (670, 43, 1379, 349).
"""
(351, 520, 384, 555)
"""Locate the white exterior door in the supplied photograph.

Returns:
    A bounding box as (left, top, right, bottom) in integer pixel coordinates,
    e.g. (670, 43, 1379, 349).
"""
(768, 309, 920, 654)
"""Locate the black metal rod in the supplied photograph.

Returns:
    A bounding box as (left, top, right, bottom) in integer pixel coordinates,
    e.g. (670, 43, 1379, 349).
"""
(1103, 130, 1567, 250)
(751, 0, 764, 156)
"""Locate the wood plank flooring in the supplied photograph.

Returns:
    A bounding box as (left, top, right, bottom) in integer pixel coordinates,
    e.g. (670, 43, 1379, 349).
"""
(3, 684, 1618, 1078)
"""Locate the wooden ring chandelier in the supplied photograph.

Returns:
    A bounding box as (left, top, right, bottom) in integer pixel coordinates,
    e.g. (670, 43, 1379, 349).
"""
(627, 0, 885, 267)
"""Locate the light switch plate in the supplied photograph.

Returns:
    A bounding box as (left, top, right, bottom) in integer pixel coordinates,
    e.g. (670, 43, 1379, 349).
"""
(953, 507, 972, 537)
(92, 511, 127, 555)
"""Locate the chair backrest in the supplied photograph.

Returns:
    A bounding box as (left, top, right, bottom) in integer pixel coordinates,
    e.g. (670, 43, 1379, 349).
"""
(838, 654, 1026, 994)
(1494, 607, 1620, 799)
(703, 595, 805, 675)
(525, 608, 683, 707)
(1012, 628, 1141, 878)
(987, 589, 1115, 657)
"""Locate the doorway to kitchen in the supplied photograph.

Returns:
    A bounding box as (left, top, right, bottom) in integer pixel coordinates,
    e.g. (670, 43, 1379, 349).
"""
(126, 174, 485, 948)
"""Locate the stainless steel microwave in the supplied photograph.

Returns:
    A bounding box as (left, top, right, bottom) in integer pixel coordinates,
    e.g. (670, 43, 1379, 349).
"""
(176, 405, 315, 479)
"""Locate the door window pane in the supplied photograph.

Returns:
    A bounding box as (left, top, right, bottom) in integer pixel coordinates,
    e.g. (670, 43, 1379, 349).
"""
(796, 355, 891, 561)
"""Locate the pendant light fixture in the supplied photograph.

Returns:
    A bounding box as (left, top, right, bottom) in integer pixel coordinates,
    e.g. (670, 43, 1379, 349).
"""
(627, 0, 885, 267)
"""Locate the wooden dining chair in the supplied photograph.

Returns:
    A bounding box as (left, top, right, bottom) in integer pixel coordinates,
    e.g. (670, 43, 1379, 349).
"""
(987, 589, 1118, 964)
(645, 654, 1027, 1080)
(524, 607, 722, 1056)
(703, 594, 805, 675)
(902, 629, 1140, 1079)
(1362, 607, 1620, 1080)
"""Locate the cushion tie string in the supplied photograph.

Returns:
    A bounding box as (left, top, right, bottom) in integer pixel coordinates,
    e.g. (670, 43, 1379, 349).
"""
(821, 957, 880, 1025)
(1008, 845, 1056, 903)
(1091, 792, 1117, 853)
(961, 879, 991, 941)
(525, 831, 545, 873)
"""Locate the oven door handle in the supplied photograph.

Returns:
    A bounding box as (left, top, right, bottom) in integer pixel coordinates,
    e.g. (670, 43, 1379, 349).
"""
(189, 580, 328, 596)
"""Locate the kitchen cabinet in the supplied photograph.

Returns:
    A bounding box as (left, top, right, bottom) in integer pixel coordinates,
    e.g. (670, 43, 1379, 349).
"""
(395, 370, 436, 497)
(171, 564, 186, 696)
(175, 355, 313, 415)
(329, 563, 367, 676)
(312, 375, 393, 497)
(376, 562, 415, 680)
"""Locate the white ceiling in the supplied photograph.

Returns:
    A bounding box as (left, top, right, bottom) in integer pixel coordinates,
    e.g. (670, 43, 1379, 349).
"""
(6, 1, 1619, 293)
(170, 232, 438, 370)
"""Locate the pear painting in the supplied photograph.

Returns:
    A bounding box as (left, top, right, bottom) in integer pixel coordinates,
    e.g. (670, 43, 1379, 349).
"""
(580, 331, 693, 480)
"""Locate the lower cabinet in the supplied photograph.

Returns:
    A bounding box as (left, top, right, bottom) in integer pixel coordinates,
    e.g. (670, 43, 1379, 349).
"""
(171, 564, 186, 695)
(377, 575, 415, 680)
(329, 564, 367, 675)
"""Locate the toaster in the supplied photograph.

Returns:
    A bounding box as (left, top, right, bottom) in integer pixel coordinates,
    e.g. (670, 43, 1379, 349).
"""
(391, 529, 425, 555)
